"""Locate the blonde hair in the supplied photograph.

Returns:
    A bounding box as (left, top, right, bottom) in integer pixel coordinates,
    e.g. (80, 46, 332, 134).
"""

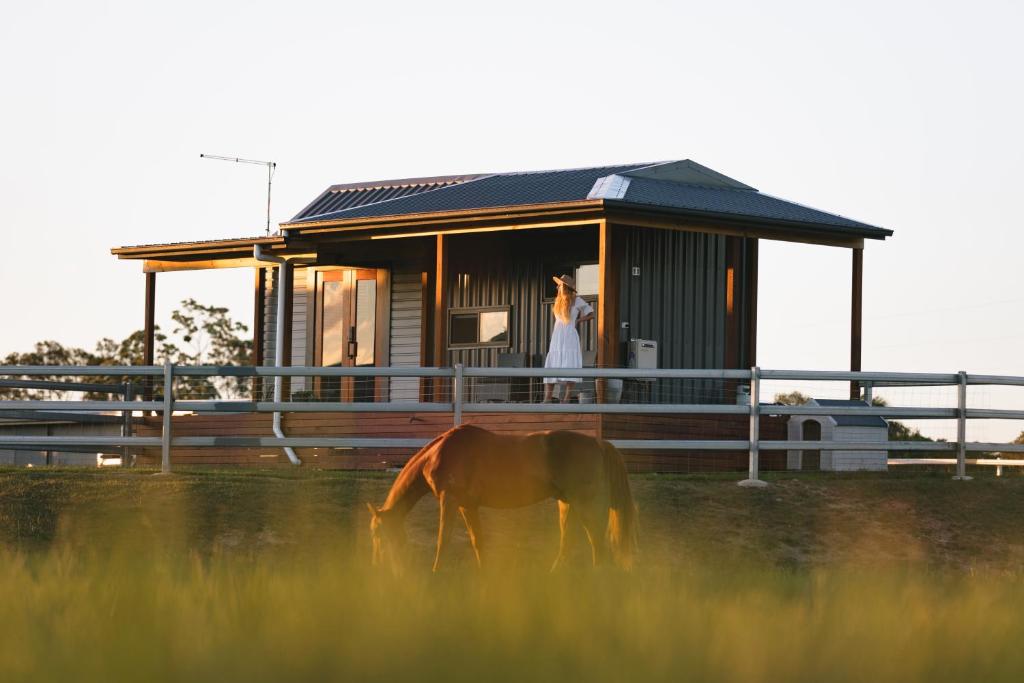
(553, 286, 576, 323)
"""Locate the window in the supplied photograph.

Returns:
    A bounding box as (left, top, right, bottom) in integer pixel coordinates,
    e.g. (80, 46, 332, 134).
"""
(448, 307, 511, 348)
(544, 262, 599, 299)
(574, 264, 598, 296)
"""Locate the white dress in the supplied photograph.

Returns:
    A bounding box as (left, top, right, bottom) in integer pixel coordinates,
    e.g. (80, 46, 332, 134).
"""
(543, 296, 594, 384)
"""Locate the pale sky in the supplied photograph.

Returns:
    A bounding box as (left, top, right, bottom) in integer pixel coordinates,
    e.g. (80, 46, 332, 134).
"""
(2, 0, 1022, 440)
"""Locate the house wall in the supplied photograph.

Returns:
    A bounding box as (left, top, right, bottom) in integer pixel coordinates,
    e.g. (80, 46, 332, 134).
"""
(256, 225, 752, 404)
(825, 426, 889, 471)
(616, 226, 751, 402)
(262, 265, 311, 397)
(0, 421, 120, 466)
(389, 270, 424, 402)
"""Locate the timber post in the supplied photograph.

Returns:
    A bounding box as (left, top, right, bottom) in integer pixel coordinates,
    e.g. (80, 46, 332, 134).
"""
(433, 234, 449, 403)
(850, 247, 863, 399)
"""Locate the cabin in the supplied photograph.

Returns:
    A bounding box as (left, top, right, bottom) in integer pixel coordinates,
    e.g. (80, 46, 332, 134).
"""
(112, 160, 892, 471)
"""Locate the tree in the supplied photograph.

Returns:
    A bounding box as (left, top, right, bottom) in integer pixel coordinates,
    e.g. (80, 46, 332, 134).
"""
(774, 390, 810, 405)
(0, 300, 252, 400)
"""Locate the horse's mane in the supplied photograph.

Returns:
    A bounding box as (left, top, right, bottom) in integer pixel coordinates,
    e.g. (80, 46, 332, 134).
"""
(381, 431, 449, 512)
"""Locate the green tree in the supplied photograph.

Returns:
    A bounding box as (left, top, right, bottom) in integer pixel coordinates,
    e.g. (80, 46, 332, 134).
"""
(0, 300, 252, 400)
(774, 390, 810, 405)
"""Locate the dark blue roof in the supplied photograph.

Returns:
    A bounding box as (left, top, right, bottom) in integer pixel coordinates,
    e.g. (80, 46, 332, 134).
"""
(618, 177, 880, 232)
(813, 399, 888, 428)
(286, 160, 891, 238)
(290, 164, 641, 222)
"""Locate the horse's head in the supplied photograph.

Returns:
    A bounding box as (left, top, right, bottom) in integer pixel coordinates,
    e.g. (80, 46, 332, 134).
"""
(366, 503, 406, 572)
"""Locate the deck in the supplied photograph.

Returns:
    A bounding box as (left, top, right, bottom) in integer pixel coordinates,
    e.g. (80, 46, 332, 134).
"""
(136, 411, 788, 473)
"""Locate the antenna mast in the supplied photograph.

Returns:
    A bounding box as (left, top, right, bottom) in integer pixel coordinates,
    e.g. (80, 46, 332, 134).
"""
(200, 154, 277, 236)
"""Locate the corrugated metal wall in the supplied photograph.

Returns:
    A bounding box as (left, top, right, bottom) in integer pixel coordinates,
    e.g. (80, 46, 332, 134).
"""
(618, 227, 730, 402)
(445, 233, 596, 369)
(256, 226, 748, 405)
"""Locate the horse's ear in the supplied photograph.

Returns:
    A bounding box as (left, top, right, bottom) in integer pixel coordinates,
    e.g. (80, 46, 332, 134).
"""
(365, 502, 379, 518)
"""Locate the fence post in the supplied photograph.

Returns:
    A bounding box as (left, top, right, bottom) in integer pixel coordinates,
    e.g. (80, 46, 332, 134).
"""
(121, 381, 134, 468)
(453, 364, 464, 427)
(862, 380, 872, 405)
(739, 366, 767, 488)
(953, 370, 971, 481)
(160, 361, 173, 474)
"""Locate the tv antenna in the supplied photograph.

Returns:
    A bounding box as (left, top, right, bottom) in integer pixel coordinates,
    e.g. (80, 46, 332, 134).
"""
(200, 154, 277, 236)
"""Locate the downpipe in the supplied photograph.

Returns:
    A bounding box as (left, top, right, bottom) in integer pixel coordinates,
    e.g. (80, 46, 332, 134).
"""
(253, 245, 302, 465)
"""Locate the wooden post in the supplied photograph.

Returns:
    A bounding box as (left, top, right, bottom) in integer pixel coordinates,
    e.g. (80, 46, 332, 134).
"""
(596, 221, 619, 407)
(252, 267, 265, 367)
(850, 247, 863, 399)
(724, 237, 741, 369)
(433, 234, 449, 403)
(143, 271, 156, 404)
(744, 238, 758, 368)
(280, 264, 294, 399)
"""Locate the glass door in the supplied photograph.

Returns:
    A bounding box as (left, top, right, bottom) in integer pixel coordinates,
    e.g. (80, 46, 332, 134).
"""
(317, 268, 378, 402)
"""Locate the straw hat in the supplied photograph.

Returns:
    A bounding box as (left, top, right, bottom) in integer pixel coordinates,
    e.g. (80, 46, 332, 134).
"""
(552, 273, 576, 291)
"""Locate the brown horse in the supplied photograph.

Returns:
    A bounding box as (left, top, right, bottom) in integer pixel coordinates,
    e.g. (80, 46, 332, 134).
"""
(366, 425, 638, 572)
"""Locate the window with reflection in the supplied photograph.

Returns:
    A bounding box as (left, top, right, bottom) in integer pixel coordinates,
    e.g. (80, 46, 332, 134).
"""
(448, 307, 511, 348)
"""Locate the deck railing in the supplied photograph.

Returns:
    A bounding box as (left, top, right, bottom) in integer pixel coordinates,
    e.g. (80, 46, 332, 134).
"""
(1, 364, 1022, 485)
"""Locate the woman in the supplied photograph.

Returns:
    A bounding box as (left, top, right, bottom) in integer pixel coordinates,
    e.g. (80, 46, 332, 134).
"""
(543, 274, 594, 403)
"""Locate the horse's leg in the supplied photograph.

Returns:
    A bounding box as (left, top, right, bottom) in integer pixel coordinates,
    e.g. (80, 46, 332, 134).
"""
(579, 502, 610, 567)
(551, 500, 575, 571)
(432, 491, 455, 572)
(459, 506, 484, 569)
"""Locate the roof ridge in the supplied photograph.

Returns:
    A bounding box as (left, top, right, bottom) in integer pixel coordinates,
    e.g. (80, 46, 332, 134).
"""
(628, 174, 757, 193)
(326, 173, 486, 193)
(495, 161, 663, 178)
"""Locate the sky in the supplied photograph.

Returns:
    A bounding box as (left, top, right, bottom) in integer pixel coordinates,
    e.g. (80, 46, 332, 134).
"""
(1, 0, 1022, 439)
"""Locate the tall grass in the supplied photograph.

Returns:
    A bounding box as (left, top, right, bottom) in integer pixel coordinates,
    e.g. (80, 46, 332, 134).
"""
(2, 534, 1023, 681)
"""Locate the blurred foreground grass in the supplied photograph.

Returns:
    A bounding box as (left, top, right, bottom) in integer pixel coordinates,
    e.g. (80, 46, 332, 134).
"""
(2, 467, 1023, 681)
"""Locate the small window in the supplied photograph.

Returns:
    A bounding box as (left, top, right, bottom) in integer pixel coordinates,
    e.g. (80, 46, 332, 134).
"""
(480, 311, 509, 344)
(450, 314, 478, 346)
(544, 262, 599, 299)
(448, 307, 511, 348)
(574, 264, 598, 296)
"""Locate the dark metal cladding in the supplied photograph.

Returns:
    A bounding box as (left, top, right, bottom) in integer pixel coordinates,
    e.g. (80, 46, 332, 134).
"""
(435, 225, 745, 404)
(617, 227, 734, 403)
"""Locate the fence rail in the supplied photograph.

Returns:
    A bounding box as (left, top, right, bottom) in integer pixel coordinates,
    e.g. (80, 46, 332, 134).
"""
(1, 364, 1022, 484)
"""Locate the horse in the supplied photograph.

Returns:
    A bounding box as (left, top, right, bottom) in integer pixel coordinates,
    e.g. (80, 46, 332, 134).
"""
(366, 424, 638, 572)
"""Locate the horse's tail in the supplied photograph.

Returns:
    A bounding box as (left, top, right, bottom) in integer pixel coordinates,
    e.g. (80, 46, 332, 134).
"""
(603, 441, 638, 570)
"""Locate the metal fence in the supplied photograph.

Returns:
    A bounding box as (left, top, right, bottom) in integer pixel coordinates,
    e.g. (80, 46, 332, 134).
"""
(0, 364, 1022, 485)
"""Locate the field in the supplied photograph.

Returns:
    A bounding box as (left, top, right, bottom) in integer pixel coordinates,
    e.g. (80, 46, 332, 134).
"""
(2, 467, 1024, 681)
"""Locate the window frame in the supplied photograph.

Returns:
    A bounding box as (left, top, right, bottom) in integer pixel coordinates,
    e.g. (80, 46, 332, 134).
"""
(543, 261, 600, 301)
(447, 305, 512, 350)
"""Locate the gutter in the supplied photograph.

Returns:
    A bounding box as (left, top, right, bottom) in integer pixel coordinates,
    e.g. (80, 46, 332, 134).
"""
(253, 245, 302, 466)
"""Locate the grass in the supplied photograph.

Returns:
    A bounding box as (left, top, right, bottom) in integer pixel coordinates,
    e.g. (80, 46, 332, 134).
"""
(1, 467, 1023, 681)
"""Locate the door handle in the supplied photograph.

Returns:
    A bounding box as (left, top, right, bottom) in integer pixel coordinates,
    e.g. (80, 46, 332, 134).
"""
(347, 325, 357, 359)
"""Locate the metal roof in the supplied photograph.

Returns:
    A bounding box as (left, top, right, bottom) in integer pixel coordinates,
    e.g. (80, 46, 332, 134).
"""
(291, 173, 487, 221)
(812, 399, 889, 428)
(289, 164, 642, 223)
(286, 160, 891, 238)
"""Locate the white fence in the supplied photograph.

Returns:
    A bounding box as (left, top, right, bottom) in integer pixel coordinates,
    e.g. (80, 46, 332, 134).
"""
(0, 364, 1022, 485)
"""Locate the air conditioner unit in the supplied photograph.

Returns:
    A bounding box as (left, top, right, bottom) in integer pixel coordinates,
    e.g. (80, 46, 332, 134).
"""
(627, 338, 657, 370)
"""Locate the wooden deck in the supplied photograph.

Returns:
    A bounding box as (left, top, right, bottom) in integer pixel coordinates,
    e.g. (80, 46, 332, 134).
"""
(136, 410, 787, 473)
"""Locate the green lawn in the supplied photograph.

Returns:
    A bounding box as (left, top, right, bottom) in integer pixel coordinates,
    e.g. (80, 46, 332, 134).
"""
(1, 467, 1023, 681)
